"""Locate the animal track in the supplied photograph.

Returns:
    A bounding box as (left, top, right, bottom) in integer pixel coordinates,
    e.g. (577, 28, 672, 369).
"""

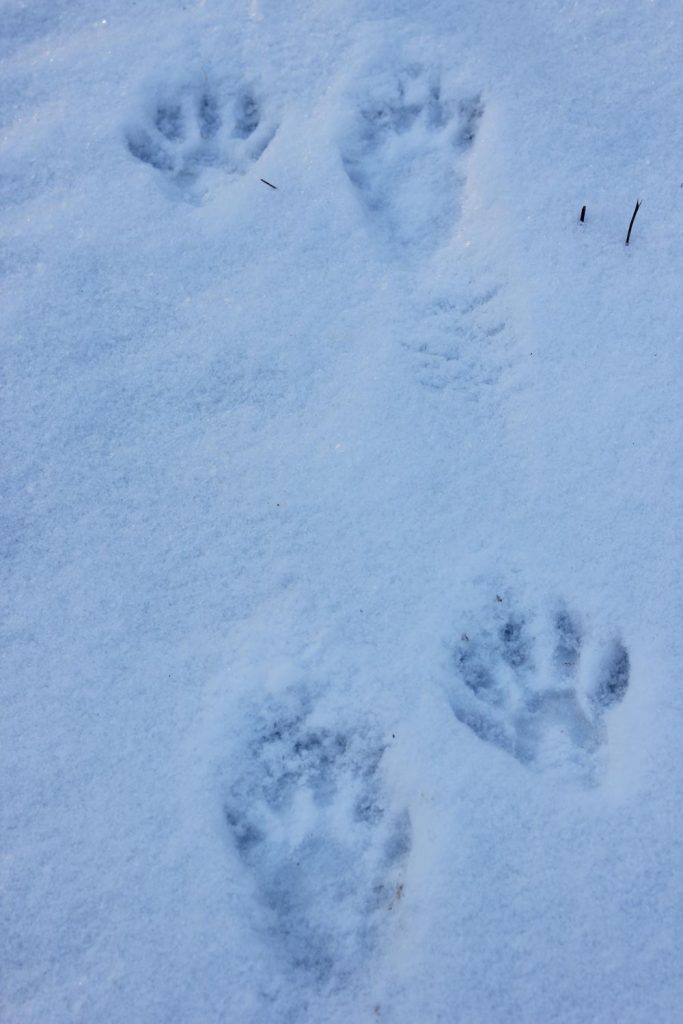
(448, 596, 630, 784)
(126, 77, 275, 198)
(224, 689, 411, 985)
(341, 65, 483, 249)
(404, 284, 507, 393)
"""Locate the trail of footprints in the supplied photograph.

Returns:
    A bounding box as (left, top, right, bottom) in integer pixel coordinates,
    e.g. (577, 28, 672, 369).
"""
(222, 595, 630, 987)
(224, 689, 411, 985)
(126, 62, 482, 235)
(449, 595, 630, 784)
(149, 57, 632, 985)
(126, 77, 275, 198)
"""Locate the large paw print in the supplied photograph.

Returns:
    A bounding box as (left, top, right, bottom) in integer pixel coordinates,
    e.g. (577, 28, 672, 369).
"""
(126, 76, 276, 199)
(340, 64, 483, 249)
(448, 595, 630, 785)
(223, 688, 411, 985)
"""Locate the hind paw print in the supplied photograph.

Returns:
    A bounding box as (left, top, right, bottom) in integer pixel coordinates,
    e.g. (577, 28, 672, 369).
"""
(223, 688, 411, 983)
(340, 64, 483, 250)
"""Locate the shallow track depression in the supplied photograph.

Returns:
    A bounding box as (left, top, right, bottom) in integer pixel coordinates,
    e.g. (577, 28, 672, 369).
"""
(2, 1, 683, 1022)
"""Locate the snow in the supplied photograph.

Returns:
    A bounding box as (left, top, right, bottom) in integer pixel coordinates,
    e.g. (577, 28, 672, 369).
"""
(2, 0, 682, 1021)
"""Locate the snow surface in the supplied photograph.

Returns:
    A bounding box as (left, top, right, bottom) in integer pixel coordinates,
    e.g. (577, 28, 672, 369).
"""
(2, 0, 683, 1021)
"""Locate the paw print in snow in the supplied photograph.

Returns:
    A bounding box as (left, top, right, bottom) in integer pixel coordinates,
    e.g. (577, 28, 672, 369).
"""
(126, 76, 276, 199)
(341, 64, 483, 250)
(448, 595, 630, 785)
(223, 688, 411, 984)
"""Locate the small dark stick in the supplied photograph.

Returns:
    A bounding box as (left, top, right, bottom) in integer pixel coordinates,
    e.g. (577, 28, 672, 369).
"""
(580, 205, 586, 223)
(260, 178, 277, 190)
(625, 199, 641, 246)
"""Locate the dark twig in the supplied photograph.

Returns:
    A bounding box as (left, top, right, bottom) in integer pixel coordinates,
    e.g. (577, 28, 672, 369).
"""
(580, 205, 586, 223)
(625, 200, 641, 246)
(260, 178, 277, 190)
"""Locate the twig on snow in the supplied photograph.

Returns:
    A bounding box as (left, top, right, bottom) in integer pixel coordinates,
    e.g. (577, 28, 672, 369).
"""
(625, 200, 641, 245)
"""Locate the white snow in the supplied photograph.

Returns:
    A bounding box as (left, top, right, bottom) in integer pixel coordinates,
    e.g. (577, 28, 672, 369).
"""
(2, 1, 682, 1021)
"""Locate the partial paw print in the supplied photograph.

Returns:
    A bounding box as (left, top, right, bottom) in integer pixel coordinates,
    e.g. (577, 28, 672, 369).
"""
(340, 64, 483, 250)
(224, 689, 411, 985)
(405, 285, 507, 393)
(447, 595, 630, 785)
(125, 75, 276, 200)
